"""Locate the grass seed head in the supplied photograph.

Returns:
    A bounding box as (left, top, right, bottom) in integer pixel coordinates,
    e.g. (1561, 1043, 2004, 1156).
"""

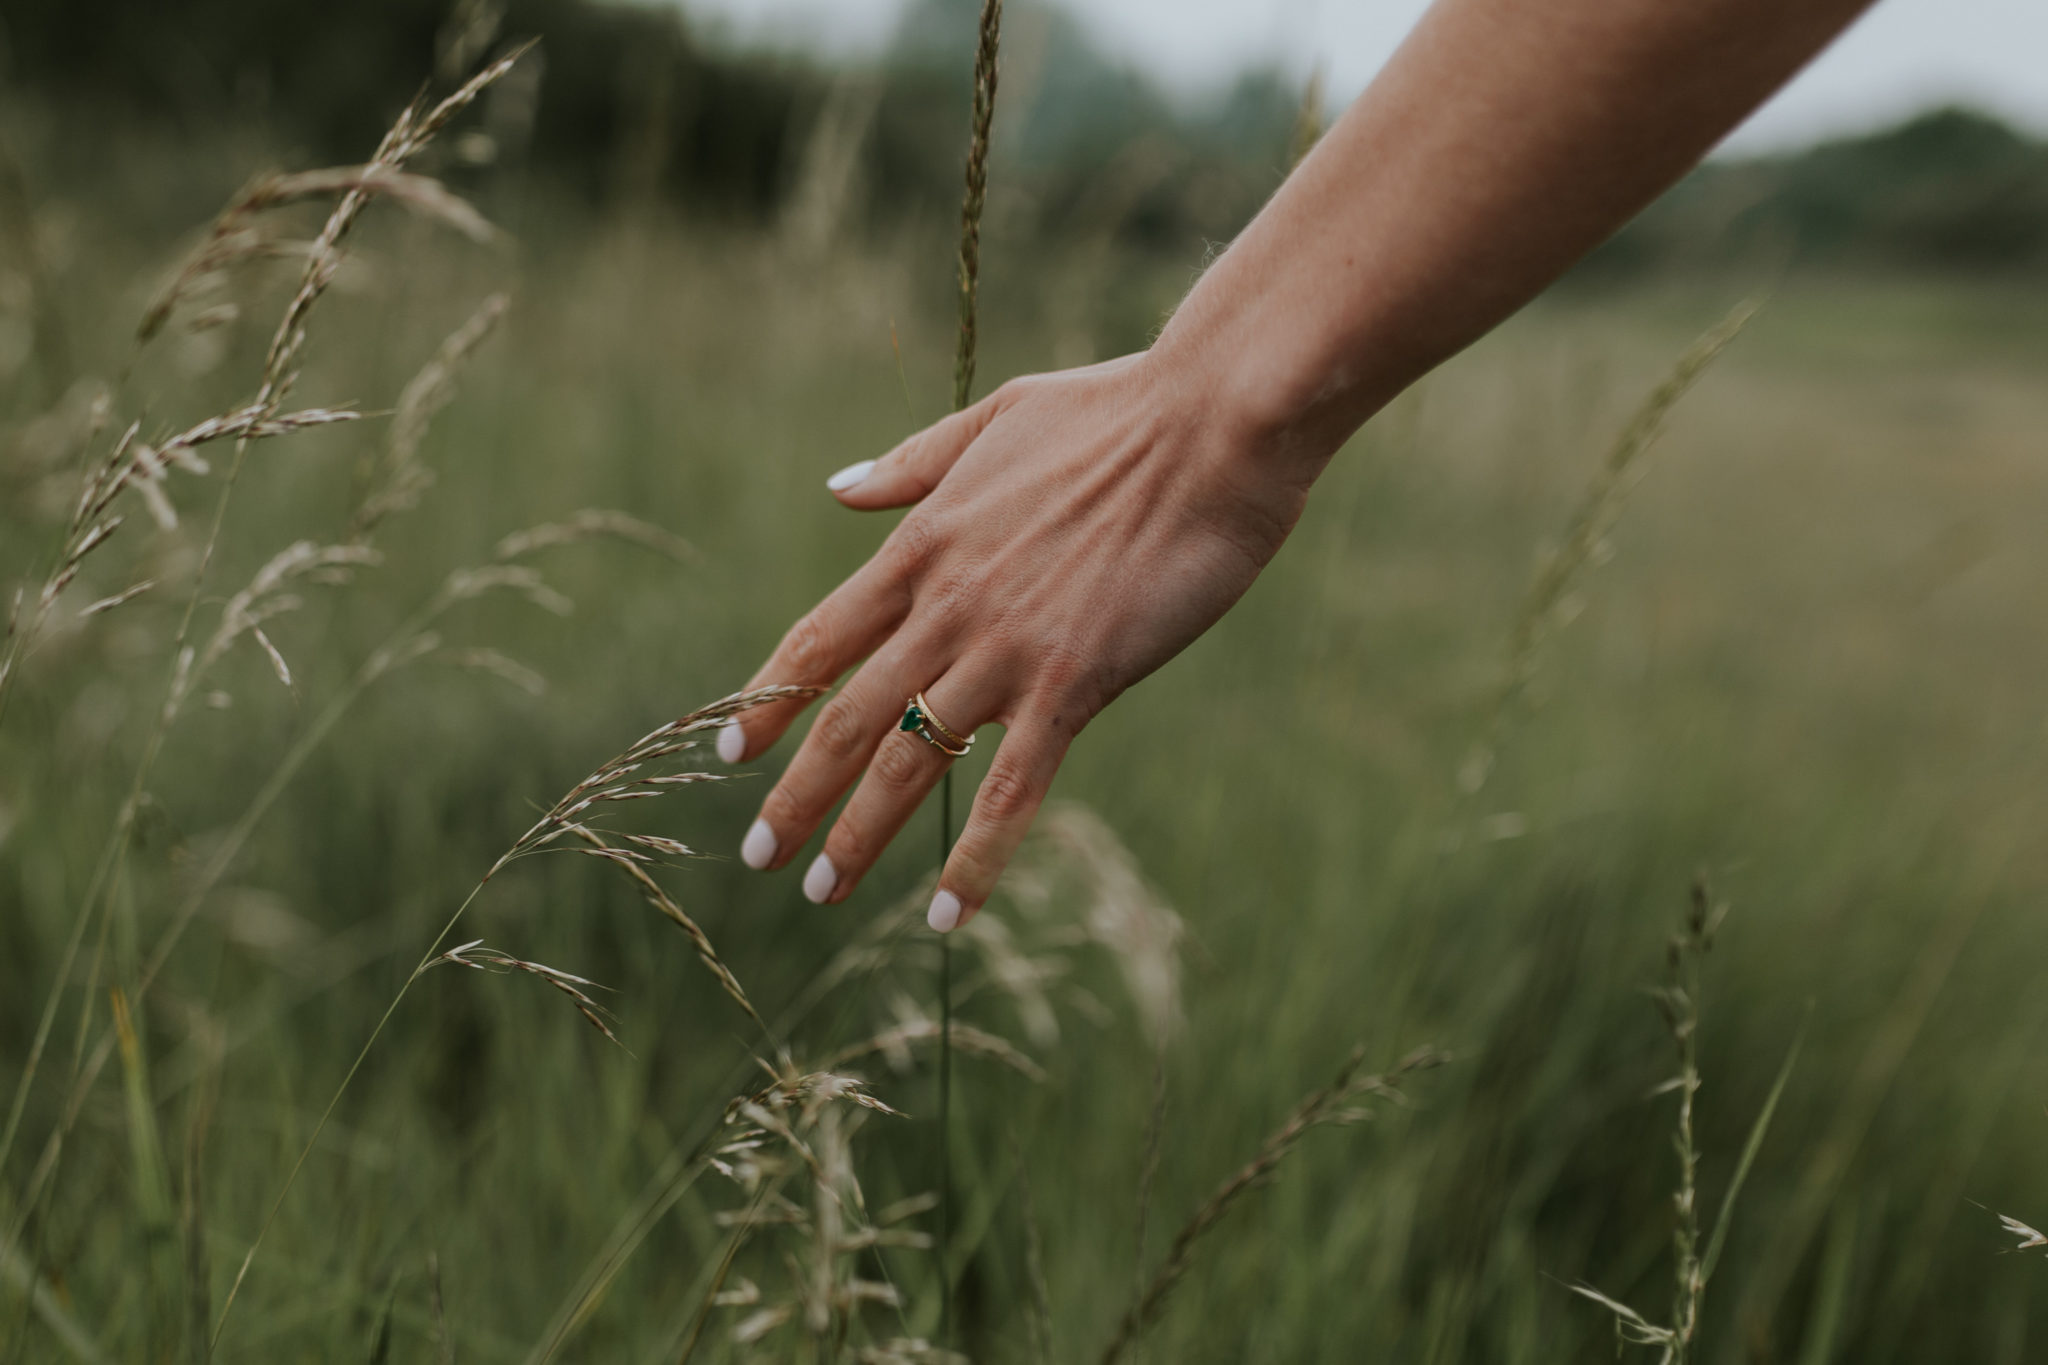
(492, 507, 696, 563)
(1998, 1213, 2048, 1252)
(429, 940, 623, 1047)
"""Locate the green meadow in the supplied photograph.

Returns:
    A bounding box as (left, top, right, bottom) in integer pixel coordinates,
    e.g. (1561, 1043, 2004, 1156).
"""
(6, 28, 2048, 1361)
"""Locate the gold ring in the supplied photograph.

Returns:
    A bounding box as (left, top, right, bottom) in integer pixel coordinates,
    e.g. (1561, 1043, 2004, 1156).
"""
(900, 692, 972, 757)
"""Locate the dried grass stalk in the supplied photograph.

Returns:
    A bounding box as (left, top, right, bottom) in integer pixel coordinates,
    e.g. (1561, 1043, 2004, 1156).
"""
(492, 507, 695, 563)
(826, 1016, 1047, 1083)
(1029, 804, 1184, 1042)
(350, 293, 509, 540)
(939, 8, 1004, 1342)
(444, 646, 546, 697)
(2, 401, 362, 704)
(484, 686, 821, 1037)
(701, 1067, 924, 1354)
(254, 44, 530, 410)
(571, 826, 766, 1035)
(78, 580, 155, 619)
(1572, 883, 1801, 1365)
(951, 0, 1003, 411)
(859, 1339, 968, 1365)
(1462, 300, 1756, 795)
(437, 563, 573, 616)
(173, 541, 382, 720)
(1099, 1045, 1446, 1365)
(780, 71, 882, 260)
(430, 940, 623, 1047)
(18, 53, 536, 1355)
(1997, 1214, 2048, 1252)
(143, 46, 523, 346)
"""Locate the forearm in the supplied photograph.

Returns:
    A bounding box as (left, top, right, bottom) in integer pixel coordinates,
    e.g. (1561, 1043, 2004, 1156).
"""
(1152, 0, 1874, 475)
(730, 0, 1881, 922)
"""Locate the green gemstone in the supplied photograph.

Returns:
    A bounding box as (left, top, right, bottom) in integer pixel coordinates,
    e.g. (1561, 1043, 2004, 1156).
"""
(899, 706, 923, 733)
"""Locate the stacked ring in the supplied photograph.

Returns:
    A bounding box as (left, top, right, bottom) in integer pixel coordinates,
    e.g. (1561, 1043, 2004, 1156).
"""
(900, 692, 974, 757)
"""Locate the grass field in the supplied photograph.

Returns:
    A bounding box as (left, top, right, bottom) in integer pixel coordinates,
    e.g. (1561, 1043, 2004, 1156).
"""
(6, 70, 2048, 1362)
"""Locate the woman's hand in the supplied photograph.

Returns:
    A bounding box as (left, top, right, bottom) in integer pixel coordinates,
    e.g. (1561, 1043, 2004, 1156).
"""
(716, 350, 1318, 931)
(715, 0, 1876, 933)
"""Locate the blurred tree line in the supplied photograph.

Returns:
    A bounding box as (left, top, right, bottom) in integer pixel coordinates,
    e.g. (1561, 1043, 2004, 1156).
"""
(0, 0, 1305, 252)
(3, 0, 2045, 271)
(1588, 106, 2048, 277)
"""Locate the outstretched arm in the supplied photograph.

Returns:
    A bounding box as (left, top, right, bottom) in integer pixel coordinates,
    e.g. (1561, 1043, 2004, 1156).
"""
(718, 0, 1876, 931)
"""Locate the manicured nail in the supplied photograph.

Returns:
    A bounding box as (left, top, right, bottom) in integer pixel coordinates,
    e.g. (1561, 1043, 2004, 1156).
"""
(927, 889, 962, 933)
(802, 853, 838, 904)
(825, 459, 876, 493)
(741, 819, 777, 870)
(716, 718, 746, 764)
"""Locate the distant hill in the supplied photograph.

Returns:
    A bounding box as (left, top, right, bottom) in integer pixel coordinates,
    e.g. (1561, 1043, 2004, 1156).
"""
(1588, 107, 2048, 277)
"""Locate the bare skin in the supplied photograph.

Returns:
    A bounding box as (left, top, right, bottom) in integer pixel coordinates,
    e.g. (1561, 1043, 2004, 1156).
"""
(718, 0, 1878, 931)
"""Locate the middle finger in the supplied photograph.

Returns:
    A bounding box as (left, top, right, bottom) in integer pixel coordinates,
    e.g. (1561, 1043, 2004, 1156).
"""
(798, 660, 1007, 905)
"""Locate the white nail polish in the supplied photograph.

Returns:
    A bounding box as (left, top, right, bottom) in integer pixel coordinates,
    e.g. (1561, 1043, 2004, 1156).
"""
(927, 889, 962, 933)
(741, 819, 777, 870)
(716, 718, 746, 764)
(825, 459, 876, 493)
(802, 854, 838, 904)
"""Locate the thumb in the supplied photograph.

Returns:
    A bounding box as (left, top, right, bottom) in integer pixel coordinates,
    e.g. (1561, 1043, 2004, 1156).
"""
(825, 390, 1004, 510)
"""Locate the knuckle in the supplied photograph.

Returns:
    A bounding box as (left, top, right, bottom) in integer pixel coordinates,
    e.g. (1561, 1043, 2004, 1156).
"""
(1034, 642, 1088, 696)
(1033, 643, 1109, 723)
(936, 405, 980, 448)
(920, 566, 982, 623)
(885, 514, 945, 579)
(759, 782, 808, 832)
(808, 696, 870, 766)
(974, 762, 1040, 826)
(991, 375, 1038, 407)
(869, 732, 931, 794)
(891, 424, 935, 477)
(825, 818, 878, 871)
(778, 613, 832, 681)
(948, 837, 1002, 893)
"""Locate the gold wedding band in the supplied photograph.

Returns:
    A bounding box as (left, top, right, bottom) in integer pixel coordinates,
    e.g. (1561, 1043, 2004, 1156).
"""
(900, 692, 973, 758)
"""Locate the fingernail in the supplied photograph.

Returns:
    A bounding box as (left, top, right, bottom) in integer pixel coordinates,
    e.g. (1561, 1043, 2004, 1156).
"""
(927, 889, 962, 933)
(716, 718, 746, 764)
(802, 853, 838, 904)
(741, 819, 777, 870)
(825, 459, 876, 493)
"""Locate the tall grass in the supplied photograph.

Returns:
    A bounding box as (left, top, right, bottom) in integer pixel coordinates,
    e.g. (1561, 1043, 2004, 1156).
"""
(938, 0, 1004, 1351)
(1569, 878, 1803, 1365)
(4, 9, 2048, 1363)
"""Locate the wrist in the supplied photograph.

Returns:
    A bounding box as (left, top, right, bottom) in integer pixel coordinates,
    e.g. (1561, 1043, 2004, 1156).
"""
(1113, 338, 1326, 565)
(1145, 252, 1401, 492)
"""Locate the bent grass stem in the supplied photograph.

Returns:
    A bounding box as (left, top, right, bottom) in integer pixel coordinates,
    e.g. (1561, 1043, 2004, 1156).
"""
(0, 54, 527, 1286)
(937, 2, 1003, 1347)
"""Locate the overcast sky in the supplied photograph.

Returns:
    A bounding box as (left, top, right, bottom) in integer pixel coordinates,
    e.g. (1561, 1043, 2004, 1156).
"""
(676, 0, 2048, 153)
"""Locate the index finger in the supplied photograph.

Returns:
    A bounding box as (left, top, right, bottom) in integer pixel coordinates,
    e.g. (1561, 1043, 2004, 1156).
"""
(717, 564, 909, 764)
